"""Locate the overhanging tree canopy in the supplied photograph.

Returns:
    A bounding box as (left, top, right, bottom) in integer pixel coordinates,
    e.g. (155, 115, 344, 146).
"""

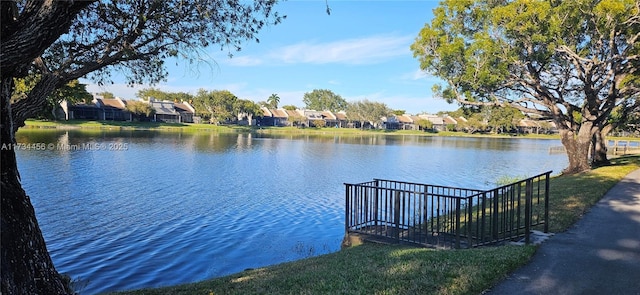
(411, 0, 640, 174)
(1, 0, 284, 293)
(8, 0, 285, 130)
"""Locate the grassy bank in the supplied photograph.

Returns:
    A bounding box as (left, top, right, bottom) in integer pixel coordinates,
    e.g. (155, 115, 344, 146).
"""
(107, 155, 640, 295)
(23, 119, 565, 139)
(22, 119, 245, 133)
(25, 119, 640, 142)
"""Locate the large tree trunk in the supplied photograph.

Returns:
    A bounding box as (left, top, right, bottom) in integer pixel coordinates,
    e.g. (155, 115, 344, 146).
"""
(591, 128, 610, 167)
(1, 1, 95, 293)
(558, 124, 593, 174)
(1, 78, 73, 294)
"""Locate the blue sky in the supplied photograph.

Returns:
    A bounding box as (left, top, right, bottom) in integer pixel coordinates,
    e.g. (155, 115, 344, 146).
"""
(83, 0, 457, 115)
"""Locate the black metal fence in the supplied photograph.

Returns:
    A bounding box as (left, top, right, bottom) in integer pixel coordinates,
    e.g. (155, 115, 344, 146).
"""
(344, 171, 551, 248)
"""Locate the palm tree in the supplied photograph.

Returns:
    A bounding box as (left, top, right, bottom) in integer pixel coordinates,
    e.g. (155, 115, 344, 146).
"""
(267, 93, 280, 109)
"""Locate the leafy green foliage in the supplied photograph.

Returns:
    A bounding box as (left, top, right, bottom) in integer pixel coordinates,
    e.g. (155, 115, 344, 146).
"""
(267, 94, 280, 109)
(97, 91, 114, 99)
(486, 106, 524, 134)
(416, 119, 433, 131)
(235, 99, 263, 119)
(125, 101, 155, 120)
(411, 0, 640, 173)
(51, 0, 286, 87)
(9, 0, 285, 125)
(191, 89, 238, 124)
(136, 88, 193, 102)
(311, 119, 326, 128)
(287, 114, 307, 127)
(346, 100, 391, 129)
(12, 75, 92, 119)
(302, 89, 347, 112)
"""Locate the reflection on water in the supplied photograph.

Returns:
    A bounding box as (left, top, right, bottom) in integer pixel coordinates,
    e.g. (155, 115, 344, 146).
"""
(15, 129, 567, 294)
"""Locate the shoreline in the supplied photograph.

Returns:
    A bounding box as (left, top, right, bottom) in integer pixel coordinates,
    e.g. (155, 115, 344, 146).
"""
(22, 119, 640, 144)
(22, 119, 565, 139)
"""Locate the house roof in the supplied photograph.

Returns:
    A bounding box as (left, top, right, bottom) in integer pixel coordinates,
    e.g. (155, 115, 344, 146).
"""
(96, 98, 126, 110)
(419, 114, 445, 125)
(321, 111, 337, 120)
(397, 115, 414, 123)
(303, 110, 324, 120)
(261, 107, 273, 117)
(150, 101, 177, 115)
(284, 109, 300, 117)
(270, 109, 288, 118)
(174, 102, 194, 114)
(443, 116, 458, 125)
(335, 112, 348, 121)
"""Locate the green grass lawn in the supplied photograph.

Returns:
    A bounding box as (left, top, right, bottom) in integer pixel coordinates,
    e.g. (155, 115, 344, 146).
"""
(109, 244, 537, 295)
(105, 155, 640, 295)
(23, 119, 245, 132)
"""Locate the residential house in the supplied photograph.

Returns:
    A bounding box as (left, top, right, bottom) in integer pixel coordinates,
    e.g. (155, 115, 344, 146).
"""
(383, 116, 397, 129)
(148, 99, 180, 123)
(334, 111, 349, 128)
(300, 110, 325, 127)
(256, 108, 289, 126)
(442, 116, 458, 131)
(418, 114, 446, 131)
(281, 109, 300, 126)
(95, 97, 130, 121)
(60, 100, 101, 120)
(321, 111, 339, 128)
(256, 108, 274, 126)
(60, 95, 129, 121)
(273, 109, 291, 126)
(174, 101, 196, 123)
(385, 115, 415, 130)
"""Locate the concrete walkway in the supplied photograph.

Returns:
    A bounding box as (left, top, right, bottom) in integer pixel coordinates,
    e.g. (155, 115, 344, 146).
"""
(488, 168, 640, 295)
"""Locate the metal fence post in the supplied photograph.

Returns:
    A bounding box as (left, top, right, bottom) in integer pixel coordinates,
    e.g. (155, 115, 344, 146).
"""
(345, 184, 351, 234)
(544, 172, 550, 233)
(394, 191, 401, 242)
(364, 188, 369, 224)
(455, 198, 461, 249)
(374, 180, 379, 226)
(492, 189, 499, 241)
(467, 196, 473, 248)
(525, 179, 532, 244)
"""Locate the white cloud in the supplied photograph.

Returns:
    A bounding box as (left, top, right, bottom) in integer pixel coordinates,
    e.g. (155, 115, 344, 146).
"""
(410, 69, 428, 80)
(225, 56, 264, 67)
(397, 69, 441, 82)
(274, 35, 413, 65)
(226, 34, 413, 66)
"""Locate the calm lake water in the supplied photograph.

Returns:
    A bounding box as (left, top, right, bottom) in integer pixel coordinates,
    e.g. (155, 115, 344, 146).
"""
(15, 129, 567, 294)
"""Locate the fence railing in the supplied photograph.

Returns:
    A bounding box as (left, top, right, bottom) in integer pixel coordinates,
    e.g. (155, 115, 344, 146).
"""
(344, 171, 551, 248)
